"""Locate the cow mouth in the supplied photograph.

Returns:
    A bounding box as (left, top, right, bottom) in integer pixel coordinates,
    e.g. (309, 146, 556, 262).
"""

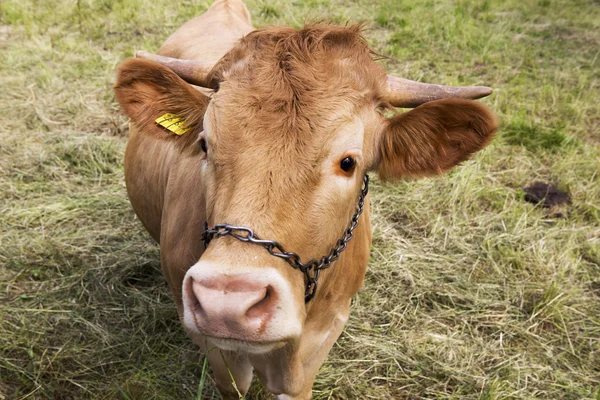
(207, 336, 286, 354)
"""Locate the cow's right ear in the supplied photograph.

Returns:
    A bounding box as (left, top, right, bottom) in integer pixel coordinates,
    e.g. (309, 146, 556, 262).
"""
(375, 99, 498, 180)
(114, 58, 210, 143)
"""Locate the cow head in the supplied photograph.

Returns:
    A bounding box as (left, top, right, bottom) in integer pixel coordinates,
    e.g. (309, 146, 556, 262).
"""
(115, 25, 497, 354)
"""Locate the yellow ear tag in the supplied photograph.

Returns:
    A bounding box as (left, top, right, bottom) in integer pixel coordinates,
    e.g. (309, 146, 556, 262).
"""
(155, 113, 190, 136)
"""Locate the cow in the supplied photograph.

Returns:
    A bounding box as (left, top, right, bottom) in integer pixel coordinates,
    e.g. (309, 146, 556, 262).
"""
(113, 0, 498, 398)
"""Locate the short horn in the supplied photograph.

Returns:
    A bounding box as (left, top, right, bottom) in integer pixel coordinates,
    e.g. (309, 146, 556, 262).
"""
(386, 75, 493, 108)
(136, 51, 213, 87)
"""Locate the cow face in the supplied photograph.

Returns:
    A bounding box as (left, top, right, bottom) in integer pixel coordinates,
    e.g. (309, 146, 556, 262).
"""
(114, 25, 497, 354)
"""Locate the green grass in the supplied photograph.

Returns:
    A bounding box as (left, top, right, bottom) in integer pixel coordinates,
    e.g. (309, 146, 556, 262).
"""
(1, 0, 599, 399)
(502, 119, 574, 152)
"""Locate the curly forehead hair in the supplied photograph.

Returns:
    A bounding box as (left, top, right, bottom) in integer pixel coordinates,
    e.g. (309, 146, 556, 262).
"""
(207, 24, 388, 110)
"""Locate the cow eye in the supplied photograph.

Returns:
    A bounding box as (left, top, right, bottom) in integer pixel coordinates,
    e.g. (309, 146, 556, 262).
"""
(340, 157, 355, 172)
(199, 138, 208, 153)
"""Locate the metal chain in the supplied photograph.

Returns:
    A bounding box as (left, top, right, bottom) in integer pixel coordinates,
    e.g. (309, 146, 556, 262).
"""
(201, 174, 369, 302)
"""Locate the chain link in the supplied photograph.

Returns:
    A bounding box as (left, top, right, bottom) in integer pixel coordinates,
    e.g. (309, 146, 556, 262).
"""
(201, 174, 369, 302)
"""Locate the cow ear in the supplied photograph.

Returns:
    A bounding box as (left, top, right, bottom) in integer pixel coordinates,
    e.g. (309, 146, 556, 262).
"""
(114, 58, 209, 146)
(376, 99, 498, 180)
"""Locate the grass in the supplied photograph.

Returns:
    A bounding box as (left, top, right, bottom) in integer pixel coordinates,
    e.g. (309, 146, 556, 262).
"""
(0, 0, 599, 398)
(502, 119, 575, 152)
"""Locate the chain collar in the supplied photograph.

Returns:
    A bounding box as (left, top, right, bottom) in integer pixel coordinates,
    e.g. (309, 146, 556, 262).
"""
(201, 174, 369, 302)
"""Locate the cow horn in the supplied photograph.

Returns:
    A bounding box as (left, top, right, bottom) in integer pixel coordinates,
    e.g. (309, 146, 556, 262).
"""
(386, 75, 493, 108)
(136, 51, 213, 87)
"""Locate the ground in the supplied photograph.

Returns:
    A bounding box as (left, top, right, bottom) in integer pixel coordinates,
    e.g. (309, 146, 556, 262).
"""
(0, 0, 599, 399)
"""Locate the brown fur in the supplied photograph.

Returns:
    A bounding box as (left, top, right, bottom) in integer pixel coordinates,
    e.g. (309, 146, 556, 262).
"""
(205, 25, 387, 145)
(208, 24, 386, 101)
(114, 2, 497, 398)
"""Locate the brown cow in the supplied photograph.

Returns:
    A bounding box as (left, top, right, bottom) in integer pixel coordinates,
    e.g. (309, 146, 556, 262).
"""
(114, 0, 497, 398)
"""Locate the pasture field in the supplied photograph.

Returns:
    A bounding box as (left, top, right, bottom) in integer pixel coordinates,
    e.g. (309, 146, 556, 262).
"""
(1, 0, 599, 398)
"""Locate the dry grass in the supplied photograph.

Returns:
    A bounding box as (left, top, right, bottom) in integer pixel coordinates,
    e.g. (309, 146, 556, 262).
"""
(1, 0, 599, 399)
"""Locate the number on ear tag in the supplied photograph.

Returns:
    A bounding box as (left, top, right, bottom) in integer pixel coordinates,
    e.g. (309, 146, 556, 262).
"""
(155, 113, 190, 135)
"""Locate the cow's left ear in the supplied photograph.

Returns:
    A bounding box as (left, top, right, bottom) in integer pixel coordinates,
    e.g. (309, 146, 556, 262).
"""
(376, 99, 498, 180)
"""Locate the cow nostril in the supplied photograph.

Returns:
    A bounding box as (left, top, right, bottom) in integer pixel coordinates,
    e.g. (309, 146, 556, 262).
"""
(192, 297, 201, 311)
(187, 278, 202, 312)
(246, 285, 275, 319)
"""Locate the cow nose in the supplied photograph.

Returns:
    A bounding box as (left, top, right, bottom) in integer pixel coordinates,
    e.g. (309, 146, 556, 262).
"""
(187, 277, 278, 336)
(182, 264, 302, 344)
